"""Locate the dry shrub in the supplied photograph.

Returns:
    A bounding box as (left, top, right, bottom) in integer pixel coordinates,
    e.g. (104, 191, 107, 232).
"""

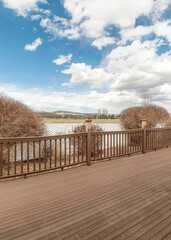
(0, 95, 45, 167)
(164, 117, 171, 127)
(0, 95, 45, 137)
(119, 105, 170, 130)
(72, 124, 103, 158)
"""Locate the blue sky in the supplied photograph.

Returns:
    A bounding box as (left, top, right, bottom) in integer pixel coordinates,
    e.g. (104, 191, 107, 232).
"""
(0, 0, 171, 113)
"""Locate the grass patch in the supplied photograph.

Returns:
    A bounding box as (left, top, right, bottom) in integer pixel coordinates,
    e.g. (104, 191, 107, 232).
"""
(43, 118, 120, 124)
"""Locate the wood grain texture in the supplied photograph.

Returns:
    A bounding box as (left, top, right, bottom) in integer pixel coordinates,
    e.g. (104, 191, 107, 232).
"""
(0, 148, 170, 240)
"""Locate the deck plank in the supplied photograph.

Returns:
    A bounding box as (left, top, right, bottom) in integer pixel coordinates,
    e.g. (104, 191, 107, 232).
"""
(0, 148, 171, 240)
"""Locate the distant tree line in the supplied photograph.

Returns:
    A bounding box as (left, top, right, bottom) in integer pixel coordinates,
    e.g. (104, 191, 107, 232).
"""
(97, 108, 115, 119)
(37, 112, 96, 119)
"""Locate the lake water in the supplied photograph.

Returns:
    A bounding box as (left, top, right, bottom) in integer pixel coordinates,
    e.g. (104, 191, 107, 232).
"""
(45, 123, 122, 135)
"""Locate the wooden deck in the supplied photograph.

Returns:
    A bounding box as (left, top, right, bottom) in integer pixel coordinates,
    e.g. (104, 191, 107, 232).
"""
(0, 148, 171, 240)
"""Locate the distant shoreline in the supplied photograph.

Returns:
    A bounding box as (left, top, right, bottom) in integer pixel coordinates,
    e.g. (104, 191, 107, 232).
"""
(43, 118, 120, 124)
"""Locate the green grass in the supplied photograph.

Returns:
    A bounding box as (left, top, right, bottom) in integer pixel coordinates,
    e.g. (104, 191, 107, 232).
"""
(43, 118, 120, 124)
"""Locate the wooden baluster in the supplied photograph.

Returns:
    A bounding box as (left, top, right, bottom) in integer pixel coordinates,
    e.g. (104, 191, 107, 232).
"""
(107, 134, 109, 157)
(60, 138, 62, 166)
(104, 135, 106, 158)
(69, 137, 71, 164)
(14, 143, 17, 175)
(113, 134, 115, 156)
(101, 134, 102, 159)
(135, 132, 137, 152)
(97, 134, 99, 159)
(128, 133, 131, 154)
(55, 139, 57, 167)
(133, 132, 136, 153)
(81, 136, 83, 162)
(21, 142, 23, 173)
(110, 134, 112, 157)
(33, 141, 35, 171)
(49, 140, 52, 169)
(39, 141, 41, 170)
(7, 143, 10, 175)
(93, 134, 95, 159)
(116, 134, 118, 156)
(118, 134, 120, 155)
(121, 133, 124, 155)
(65, 138, 67, 165)
(27, 142, 29, 172)
(44, 140, 46, 169)
(0, 143, 3, 176)
(73, 137, 75, 164)
(125, 133, 127, 154)
(87, 130, 91, 165)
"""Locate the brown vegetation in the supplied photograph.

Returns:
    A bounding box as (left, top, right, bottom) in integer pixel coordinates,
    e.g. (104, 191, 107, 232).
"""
(164, 117, 171, 127)
(119, 104, 170, 130)
(37, 111, 95, 120)
(0, 95, 45, 137)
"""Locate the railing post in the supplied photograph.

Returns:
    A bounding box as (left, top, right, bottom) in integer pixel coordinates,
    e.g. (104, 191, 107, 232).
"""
(141, 119, 147, 154)
(85, 120, 92, 165)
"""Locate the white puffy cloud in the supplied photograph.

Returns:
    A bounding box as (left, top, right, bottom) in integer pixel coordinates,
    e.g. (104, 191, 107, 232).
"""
(2, 0, 171, 51)
(105, 40, 171, 90)
(40, 17, 81, 40)
(154, 0, 171, 11)
(31, 14, 41, 20)
(64, 0, 155, 38)
(1, 0, 171, 113)
(24, 38, 42, 51)
(38, 0, 171, 49)
(53, 54, 72, 65)
(1, 82, 170, 113)
(36, 0, 170, 49)
(0, 84, 142, 113)
(53, 16, 69, 27)
(148, 83, 171, 102)
(152, 0, 171, 20)
(139, 83, 171, 111)
(91, 36, 115, 50)
(38, 8, 51, 16)
(40, 18, 58, 36)
(1, 0, 47, 17)
(154, 20, 171, 44)
(62, 63, 113, 89)
(120, 25, 153, 45)
(119, 20, 171, 45)
(58, 26, 81, 40)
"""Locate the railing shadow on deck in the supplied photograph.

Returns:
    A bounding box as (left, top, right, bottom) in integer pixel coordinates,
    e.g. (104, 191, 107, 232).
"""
(0, 127, 171, 180)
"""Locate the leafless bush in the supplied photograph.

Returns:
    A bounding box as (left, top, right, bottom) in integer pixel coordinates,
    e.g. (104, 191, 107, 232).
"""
(119, 104, 170, 130)
(0, 95, 45, 167)
(164, 117, 171, 127)
(0, 95, 45, 137)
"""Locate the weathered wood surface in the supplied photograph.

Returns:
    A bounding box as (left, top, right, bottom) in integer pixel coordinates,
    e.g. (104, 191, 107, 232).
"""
(0, 148, 170, 240)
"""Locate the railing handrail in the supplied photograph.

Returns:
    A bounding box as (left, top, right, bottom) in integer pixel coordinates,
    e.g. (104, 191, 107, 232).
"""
(91, 129, 143, 134)
(0, 127, 171, 142)
(0, 132, 87, 143)
(146, 127, 171, 131)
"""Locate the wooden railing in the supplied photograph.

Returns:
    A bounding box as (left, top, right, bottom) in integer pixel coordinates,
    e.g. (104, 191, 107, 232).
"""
(0, 127, 171, 179)
(0, 133, 87, 179)
(146, 128, 171, 150)
(91, 129, 143, 161)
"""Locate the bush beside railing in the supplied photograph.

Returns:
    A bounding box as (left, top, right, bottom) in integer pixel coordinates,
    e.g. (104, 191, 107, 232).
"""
(0, 126, 171, 180)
